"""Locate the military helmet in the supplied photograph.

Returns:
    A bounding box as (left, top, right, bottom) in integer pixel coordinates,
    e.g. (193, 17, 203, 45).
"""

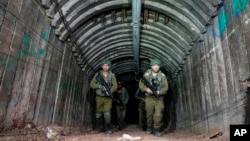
(150, 58, 161, 66)
(101, 59, 111, 66)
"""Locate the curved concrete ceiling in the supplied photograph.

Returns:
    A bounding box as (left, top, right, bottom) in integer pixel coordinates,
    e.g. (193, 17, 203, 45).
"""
(41, 0, 221, 79)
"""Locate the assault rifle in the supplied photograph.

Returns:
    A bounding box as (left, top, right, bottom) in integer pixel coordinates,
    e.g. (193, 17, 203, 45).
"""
(113, 98, 125, 110)
(141, 77, 160, 99)
(96, 72, 114, 99)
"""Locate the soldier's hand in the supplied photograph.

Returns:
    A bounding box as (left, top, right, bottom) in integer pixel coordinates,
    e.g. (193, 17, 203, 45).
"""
(156, 91, 160, 95)
(240, 81, 250, 87)
(146, 88, 152, 94)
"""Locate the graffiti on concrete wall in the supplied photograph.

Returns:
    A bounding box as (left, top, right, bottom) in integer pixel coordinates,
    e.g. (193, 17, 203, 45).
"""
(20, 33, 46, 57)
(0, 32, 47, 71)
(211, 0, 249, 38)
(232, 0, 249, 17)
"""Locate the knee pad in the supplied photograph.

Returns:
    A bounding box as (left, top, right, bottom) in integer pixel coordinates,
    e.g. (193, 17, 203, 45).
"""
(96, 113, 102, 118)
(104, 112, 111, 122)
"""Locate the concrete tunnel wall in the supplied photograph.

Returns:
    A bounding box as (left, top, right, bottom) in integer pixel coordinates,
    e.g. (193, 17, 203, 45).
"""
(172, 2, 250, 134)
(0, 0, 90, 130)
(0, 0, 250, 136)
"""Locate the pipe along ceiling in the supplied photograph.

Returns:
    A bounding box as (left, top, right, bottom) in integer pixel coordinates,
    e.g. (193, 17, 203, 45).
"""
(41, 0, 224, 79)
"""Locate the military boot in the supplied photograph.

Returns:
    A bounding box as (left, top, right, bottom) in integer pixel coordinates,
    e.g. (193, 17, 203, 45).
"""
(153, 128, 162, 137)
(146, 127, 152, 134)
(105, 123, 112, 134)
(104, 112, 112, 134)
(94, 115, 103, 133)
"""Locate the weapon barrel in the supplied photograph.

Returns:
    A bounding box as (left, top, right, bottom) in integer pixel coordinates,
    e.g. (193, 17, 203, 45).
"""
(97, 73, 113, 98)
(141, 77, 159, 98)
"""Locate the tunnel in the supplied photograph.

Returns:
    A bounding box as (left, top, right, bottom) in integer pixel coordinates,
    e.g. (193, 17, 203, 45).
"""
(0, 0, 250, 140)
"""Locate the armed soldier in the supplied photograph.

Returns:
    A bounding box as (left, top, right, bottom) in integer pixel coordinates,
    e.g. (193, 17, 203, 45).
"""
(90, 59, 118, 134)
(113, 82, 129, 130)
(139, 58, 168, 137)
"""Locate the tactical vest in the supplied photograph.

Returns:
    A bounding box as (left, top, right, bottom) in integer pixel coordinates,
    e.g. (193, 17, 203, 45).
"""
(95, 71, 112, 96)
(145, 69, 163, 90)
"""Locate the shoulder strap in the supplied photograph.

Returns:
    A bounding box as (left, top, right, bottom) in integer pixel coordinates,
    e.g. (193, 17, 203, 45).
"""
(108, 71, 112, 82)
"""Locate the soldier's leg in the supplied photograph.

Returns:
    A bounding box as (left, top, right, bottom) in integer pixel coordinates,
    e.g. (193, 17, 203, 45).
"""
(95, 96, 104, 133)
(95, 113, 103, 133)
(121, 108, 126, 128)
(145, 96, 155, 134)
(116, 105, 122, 129)
(138, 102, 145, 130)
(153, 97, 164, 136)
(142, 102, 146, 130)
(103, 97, 113, 134)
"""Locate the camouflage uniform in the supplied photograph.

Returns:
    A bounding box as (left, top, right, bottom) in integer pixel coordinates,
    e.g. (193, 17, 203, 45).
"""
(114, 85, 129, 130)
(139, 58, 168, 136)
(90, 59, 118, 133)
(135, 88, 146, 130)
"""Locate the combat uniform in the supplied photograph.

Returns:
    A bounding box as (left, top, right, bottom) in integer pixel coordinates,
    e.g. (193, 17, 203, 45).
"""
(135, 88, 146, 130)
(139, 59, 168, 136)
(114, 85, 129, 130)
(90, 59, 118, 133)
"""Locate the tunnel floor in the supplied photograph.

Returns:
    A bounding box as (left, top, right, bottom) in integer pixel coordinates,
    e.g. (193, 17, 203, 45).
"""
(0, 124, 228, 141)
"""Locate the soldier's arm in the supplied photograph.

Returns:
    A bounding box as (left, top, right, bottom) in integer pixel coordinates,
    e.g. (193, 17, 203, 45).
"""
(139, 76, 147, 92)
(111, 74, 118, 93)
(124, 88, 129, 104)
(159, 75, 168, 95)
(90, 73, 99, 89)
(134, 88, 141, 100)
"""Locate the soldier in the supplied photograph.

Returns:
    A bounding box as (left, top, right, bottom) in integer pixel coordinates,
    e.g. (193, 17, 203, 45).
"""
(139, 58, 168, 137)
(113, 82, 129, 130)
(135, 87, 146, 131)
(90, 59, 118, 134)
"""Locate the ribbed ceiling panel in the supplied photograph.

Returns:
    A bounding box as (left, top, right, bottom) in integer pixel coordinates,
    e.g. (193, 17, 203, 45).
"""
(41, 0, 218, 79)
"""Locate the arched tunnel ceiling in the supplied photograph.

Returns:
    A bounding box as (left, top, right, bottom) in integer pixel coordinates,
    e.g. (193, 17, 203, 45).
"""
(41, 0, 221, 79)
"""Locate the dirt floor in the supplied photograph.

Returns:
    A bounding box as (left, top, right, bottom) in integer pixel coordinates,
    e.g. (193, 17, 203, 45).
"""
(0, 124, 229, 141)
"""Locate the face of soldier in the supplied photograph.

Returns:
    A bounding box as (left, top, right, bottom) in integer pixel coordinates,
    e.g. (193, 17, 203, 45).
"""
(151, 64, 160, 73)
(102, 64, 110, 72)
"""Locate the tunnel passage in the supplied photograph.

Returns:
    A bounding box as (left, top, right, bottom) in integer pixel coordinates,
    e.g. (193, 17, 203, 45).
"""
(0, 0, 250, 139)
